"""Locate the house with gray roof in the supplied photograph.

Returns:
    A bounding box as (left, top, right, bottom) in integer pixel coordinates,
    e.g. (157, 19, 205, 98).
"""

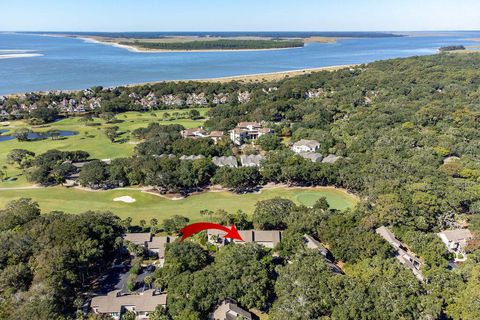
(154, 154, 176, 159)
(303, 234, 343, 274)
(322, 154, 341, 164)
(123, 233, 152, 247)
(208, 229, 283, 249)
(212, 156, 238, 168)
(148, 236, 176, 266)
(299, 152, 323, 163)
(209, 299, 252, 320)
(304, 234, 329, 256)
(292, 139, 321, 153)
(123, 234, 176, 263)
(376, 226, 423, 281)
(180, 155, 205, 161)
(376, 226, 403, 250)
(91, 289, 167, 320)
(240, 154, 265, 167)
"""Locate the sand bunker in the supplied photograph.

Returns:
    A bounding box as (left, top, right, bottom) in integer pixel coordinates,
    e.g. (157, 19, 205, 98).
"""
(113, 196, 136, 203)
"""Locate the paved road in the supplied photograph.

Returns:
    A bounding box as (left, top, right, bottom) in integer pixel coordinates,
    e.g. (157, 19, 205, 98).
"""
(97, 264, 156, 294)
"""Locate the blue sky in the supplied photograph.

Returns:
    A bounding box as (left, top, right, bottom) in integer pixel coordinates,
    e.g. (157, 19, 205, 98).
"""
(1, 0, 479, 31)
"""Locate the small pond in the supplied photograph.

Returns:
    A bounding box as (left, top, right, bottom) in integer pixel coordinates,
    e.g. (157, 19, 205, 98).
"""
(0, 130, 79, 142)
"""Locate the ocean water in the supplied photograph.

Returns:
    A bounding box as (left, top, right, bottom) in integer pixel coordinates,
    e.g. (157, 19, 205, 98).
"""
(0, 31, 479, 95)
(0, 130, 79, 142)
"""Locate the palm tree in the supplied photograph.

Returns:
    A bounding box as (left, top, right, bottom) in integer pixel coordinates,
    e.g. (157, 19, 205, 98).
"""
(144, 275, 153, 289)
(150, 218, 159, 233)
(0, 165, 7, 181)
(200, 209, 214, 222)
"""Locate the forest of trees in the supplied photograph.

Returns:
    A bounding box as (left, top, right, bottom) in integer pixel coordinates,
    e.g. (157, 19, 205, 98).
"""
(439, 45, 466, 52)
(0, 199, 124, 319)
(120, 39, 305, 50)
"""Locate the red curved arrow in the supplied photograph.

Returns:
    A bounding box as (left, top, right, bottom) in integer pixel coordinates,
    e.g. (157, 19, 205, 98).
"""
(179, 222, 243, 242)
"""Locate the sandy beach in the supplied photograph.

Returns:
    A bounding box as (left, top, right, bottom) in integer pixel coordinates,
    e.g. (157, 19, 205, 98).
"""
(125, 64, 359, 86)
(0, 53, 43, 60)
(197, 65, 358, 83)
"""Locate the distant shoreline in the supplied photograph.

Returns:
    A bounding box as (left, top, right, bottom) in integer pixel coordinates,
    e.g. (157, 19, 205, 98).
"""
(182, 65, 358, 83)
(3, 64, 358, 97)
(121, 65, 359, 86)
(79, 36, 306, 53)
(22, 32, 340, 53)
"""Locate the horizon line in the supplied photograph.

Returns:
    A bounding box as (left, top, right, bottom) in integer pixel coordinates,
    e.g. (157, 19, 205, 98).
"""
(2, 29, 480, 33)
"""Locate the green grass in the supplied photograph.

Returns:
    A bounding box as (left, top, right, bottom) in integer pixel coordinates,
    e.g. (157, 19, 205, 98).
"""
(0, 109, 208, 187)
(0, 187, 358, 224)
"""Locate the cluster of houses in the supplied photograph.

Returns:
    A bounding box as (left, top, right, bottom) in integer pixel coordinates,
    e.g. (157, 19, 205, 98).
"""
(377, 226, 475, 282)
(62, 127, 342, 188)
(180, 127, 225, 144)
(90, 223, 477, 319)
(54, 95, 102, 113)
(0, 89, 252, 118)
(90, 228, 339, 319)
(206, 228, 342, 275)
(212, 154, 265, 168)
(91, 292, 251, 320)
(292, 139, 341, 164)
(182, 121, 274, 146)
(0, 84, 337, 119)
(0, 90, 103, 117)
(181, 131, 343, 166)
(1, 84, 331, 119)
(187, 121, 274, 145)
(184, 122, 269, 145)
(129, 91, 249, 109)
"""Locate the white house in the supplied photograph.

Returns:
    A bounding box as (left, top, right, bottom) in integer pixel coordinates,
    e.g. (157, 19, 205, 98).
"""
(292, 139, 320, 153)
(438, 229, 473, 261)
(230, 122, 272, 145)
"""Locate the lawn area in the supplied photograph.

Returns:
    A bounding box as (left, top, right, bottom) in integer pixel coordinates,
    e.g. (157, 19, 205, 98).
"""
(0, 108, 208, 187)
(0, 187, 358, 224)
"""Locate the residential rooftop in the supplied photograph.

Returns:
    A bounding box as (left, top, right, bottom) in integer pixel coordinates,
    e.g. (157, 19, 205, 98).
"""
(209, 299, 252, 320)
(438, 229, 473, 242)
(293, 139, 321, 149)
(91, 289, 167, 315)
